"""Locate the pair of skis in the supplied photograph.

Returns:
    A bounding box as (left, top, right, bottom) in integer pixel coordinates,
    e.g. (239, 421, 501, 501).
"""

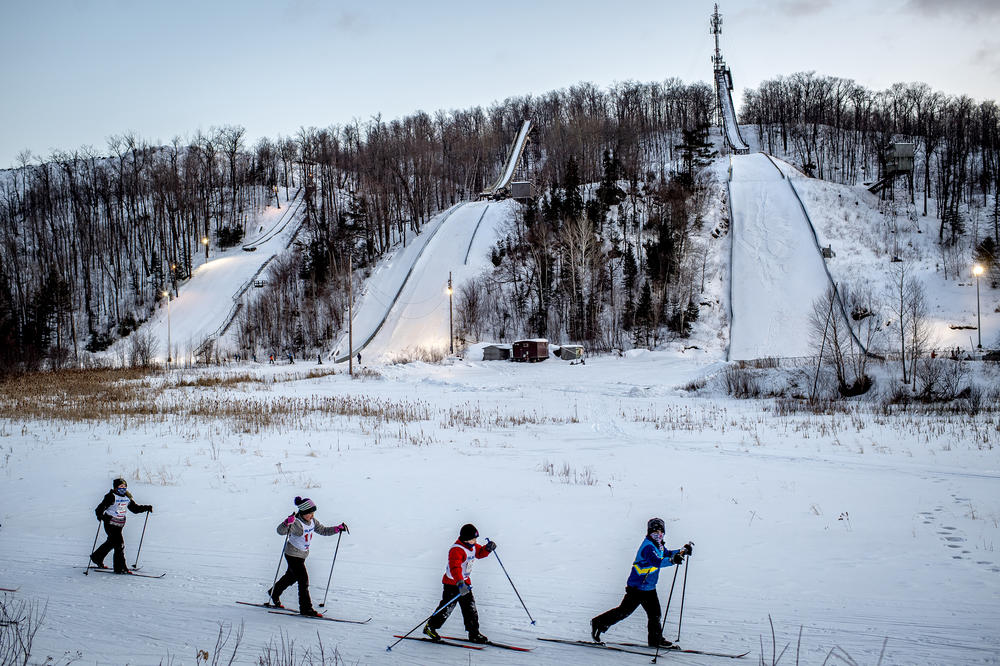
(235, 600, 370, 625)
(77, 566, 165, 578)
(391, 634, 531, 652)
(538, 636, 749, 659)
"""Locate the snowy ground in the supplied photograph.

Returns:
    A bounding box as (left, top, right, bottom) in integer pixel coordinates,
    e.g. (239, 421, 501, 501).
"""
(1, 355, 999, 665)
(729, 153, 832, 360)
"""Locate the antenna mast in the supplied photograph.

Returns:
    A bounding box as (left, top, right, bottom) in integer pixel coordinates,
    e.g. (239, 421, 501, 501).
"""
(710, 4, 724, 72)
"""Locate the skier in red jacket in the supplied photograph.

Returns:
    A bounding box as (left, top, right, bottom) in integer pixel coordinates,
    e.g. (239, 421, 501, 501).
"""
(423, 523, 496, 643)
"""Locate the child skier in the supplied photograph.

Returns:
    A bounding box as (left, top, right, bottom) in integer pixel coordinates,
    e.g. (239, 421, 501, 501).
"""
(269, 497, 347, 617)
(591, 517, 692, 647)
(91, 478, 153, 574)
(423, 523, 496, 643)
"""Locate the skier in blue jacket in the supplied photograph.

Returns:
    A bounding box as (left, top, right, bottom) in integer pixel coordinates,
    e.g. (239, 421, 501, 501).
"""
(591, 517, 691, 647)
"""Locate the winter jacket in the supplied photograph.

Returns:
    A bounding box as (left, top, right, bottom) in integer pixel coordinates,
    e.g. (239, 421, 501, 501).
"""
(625, 536, 682, 591)
(276, 516, 341, 559)
(95, 490, 150, 526)
(442, 539, 491, 586)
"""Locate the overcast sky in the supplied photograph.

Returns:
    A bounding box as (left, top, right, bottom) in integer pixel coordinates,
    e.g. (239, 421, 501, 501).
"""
(2, 0, 998, 168)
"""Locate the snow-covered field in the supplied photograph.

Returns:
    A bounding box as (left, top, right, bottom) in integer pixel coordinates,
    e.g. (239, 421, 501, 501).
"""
(1, 354, 999, 665)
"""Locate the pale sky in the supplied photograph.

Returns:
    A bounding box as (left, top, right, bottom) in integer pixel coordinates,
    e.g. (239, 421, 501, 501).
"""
(1, 0, 998, 168)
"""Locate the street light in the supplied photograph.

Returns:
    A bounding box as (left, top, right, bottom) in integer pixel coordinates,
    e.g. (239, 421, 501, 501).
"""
(162, 290, 172, 368)
(973, 264, 984, 348)
(201, 236, 209, 259)
(447, 272, 454, 354)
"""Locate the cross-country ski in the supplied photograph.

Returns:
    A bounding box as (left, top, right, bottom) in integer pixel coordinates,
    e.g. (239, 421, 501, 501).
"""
(390, 635, 484, 650)
(266, 609, 371, 624)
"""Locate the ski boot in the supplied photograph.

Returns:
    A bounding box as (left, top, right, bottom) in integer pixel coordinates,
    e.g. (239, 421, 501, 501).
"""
(648, 636, 674, 649)
(591, 619, 605, 643)
(422, 624, 442, 641)
(468, 632, 489, 644)
(300, 608, 322, 618)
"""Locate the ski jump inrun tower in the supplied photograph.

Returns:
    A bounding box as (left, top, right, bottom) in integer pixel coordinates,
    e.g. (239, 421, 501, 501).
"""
(711, 4, 750, 155)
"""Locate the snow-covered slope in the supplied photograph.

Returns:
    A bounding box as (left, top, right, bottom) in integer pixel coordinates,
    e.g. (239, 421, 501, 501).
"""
(110, 189, 304, 362)
(728, 154, 832, 360)
(338, 200, 515, 363)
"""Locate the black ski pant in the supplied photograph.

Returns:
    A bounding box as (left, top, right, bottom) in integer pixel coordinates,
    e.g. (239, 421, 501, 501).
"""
(426, 583, 479, 634)
(592, 586, 663, 645)
(92, 519, 128, 572)
(272, 554, 314, 612)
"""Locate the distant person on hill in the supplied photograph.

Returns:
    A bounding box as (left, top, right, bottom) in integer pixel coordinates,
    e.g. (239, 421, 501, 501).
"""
(422, 523, 496, 644)
(590, 517, 691, 648)
(269, 497, 347, 617)
(91, 478, 152, 574)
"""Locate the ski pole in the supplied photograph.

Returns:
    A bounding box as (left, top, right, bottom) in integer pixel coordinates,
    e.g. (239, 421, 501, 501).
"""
(486, 538, 535, 624)
(651, 559, 681, 664)
(319, 529, 345, 608)
(675, 549, 691, 643)
(83, 520, 102, 575)
(386, 592, 463, 651)
(268, 532, 290, 603)
(132, 512, 150, 569)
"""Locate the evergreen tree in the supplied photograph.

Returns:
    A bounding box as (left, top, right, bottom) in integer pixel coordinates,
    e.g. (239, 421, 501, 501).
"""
(562, 155, 584, 222)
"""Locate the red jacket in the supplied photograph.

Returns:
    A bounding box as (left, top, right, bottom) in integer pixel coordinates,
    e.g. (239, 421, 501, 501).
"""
(442, 539, 491, 585)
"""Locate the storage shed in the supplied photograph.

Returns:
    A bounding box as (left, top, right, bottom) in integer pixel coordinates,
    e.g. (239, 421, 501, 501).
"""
(512, 339, 549, 362)
(482, 344, 511, 361)
(556, 344, 584, 361)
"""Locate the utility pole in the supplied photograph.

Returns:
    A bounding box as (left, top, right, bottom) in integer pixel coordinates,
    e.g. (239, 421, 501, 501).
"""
(349, 254, 354, 376)
(448, 272, 454, 355)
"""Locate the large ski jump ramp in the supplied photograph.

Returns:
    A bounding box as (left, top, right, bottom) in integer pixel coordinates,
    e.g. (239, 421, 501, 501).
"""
(717, 69, 749, 153)
(728, 154, 829, 360)
(338, 199, 514, 363)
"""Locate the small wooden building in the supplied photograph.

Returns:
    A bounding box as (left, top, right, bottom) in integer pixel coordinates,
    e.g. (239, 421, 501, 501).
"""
(512, 339, 548, 362)
(482, 344, 511, 361)
(556, 344, 584, 361)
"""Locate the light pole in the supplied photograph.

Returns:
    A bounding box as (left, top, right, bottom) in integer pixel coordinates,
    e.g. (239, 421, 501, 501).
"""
(973, 264, 984, 348)
(202, 236, 209, 260)
(447, 272, 454, 355)
(162, 290, 172, 369)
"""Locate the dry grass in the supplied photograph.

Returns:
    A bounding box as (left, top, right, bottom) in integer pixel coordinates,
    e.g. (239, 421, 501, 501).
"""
(0, 368, 424, 432)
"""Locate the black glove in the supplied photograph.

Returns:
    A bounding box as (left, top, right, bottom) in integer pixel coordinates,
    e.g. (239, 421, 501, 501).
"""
(145, 505, 153, 513)
(484, 541, 497, 553)
(683, 543, 693, 556)
(671, 552, 684, 565)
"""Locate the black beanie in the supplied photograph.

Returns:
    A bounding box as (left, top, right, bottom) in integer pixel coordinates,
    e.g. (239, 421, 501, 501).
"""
(112, 478, 127, 488)
(647, 517, 665, 534)
(459, 523, 478, 541)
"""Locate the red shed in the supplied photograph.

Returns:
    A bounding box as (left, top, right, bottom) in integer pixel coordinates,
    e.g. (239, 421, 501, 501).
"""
(512, 339, 549, 362)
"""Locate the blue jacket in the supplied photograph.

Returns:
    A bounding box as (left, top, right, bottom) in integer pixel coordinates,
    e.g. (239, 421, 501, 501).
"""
(626, 536, 681, 590)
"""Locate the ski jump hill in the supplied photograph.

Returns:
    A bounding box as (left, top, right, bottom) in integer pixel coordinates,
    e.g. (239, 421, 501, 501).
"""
(113, 189, 305, 363)
(333, 199, 514, 364)
(727, 153, 834, 360)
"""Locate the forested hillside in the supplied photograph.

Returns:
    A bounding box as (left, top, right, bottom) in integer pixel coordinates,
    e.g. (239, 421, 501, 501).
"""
(1, 73, 997, 374)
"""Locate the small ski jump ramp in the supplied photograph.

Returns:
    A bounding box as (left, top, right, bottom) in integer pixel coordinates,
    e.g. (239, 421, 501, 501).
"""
(120, 190, 304, 363)
(728, 154, 828, 360)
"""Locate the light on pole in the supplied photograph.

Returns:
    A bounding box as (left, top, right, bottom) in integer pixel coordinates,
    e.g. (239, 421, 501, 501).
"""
(973, 264, 984, 349)
(162, 290, 172, 368)
(447, 272, 454, 355)
(201, 236, 209, 260)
